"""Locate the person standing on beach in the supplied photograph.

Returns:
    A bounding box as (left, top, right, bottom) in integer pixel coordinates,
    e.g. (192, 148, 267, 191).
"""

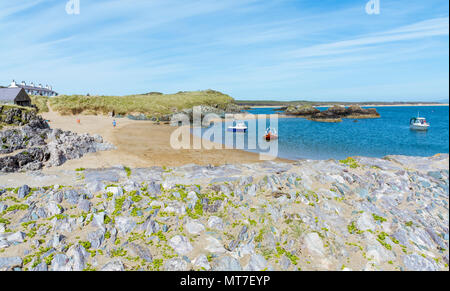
(113, 120, 117, 128)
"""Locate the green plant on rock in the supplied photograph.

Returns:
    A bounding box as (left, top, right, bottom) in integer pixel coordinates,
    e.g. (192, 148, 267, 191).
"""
(339, 157, 359, 168)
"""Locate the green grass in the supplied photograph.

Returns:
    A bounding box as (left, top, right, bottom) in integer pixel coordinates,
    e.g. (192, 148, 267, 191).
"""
(48, 90, 235, 117)
(30, 95, 50, 112)
(339, 157, 360, 168)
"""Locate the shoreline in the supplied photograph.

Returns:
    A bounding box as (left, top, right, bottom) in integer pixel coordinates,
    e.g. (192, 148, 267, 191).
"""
(247, 104, 449, 109)
(33, 110, 289, 171)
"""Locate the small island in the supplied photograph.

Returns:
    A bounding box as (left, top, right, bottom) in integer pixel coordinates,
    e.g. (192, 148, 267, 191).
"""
(280, 104, 380, 122)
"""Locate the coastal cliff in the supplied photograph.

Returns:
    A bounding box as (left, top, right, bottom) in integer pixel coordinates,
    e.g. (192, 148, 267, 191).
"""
(1, 154, 448, 271)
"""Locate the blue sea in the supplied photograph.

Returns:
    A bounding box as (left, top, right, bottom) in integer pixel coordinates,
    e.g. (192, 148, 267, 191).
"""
(195, 106, 449, 160)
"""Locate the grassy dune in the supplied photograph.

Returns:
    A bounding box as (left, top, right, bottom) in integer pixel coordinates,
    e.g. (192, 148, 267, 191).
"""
(47, 90, 235, 117)
(30, 95, 50, 113)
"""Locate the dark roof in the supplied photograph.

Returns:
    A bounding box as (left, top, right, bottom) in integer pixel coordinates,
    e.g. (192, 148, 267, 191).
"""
(0, 88, 22, 102)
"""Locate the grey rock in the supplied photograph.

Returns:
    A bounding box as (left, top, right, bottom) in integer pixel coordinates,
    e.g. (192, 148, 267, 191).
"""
(186, 220, 205, 235)
(192, 254, 211, 270)
(51, 254, 71, 271)
(115, 216, 136, 234)
(88, 229, 105, 249)
(17, 185, 30, 199)
(212, 256, 242, 271)
(245, 254, 272, 271)
(169, 235, 193, 255)
(403, 254, 439, 271)
(164, 258, 188, 271)
(0, 257, 22, 269)
(78, 199, 92, 213)
(101, 260, 124, 271)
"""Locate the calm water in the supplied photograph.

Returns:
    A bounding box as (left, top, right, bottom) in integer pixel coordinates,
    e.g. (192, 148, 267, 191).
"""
(196, 106, 449, 160)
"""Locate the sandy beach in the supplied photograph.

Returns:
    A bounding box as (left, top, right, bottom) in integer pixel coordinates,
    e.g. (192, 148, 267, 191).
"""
(39, 109, 288, 171)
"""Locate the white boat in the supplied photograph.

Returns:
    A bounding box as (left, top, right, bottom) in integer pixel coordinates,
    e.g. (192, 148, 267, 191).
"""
(410, 114, 430, 131)
(227, 122, 247, 132)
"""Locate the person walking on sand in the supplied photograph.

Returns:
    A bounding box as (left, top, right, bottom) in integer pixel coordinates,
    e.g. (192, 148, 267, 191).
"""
(76, 118, 80, 124)
(113, 119, 117, 128)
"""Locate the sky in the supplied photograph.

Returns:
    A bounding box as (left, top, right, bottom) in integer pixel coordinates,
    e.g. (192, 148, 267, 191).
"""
(0, 0, 448, 101)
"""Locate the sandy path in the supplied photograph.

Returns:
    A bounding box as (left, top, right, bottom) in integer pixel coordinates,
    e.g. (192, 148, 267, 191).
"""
(39, 108, 287, 170)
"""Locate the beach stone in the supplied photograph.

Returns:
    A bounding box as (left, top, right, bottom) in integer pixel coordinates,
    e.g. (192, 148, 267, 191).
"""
(280, 255, 291, 270)
(85, 181, 105, 194)
(147, 182, 162, 196)
(186, 220, 205, 235)
(356, 212, 376, 231)
(78, 199, 92, 212)
(46, 201, 63, 217)
(30, 262, 48, 271)
(0, 240, 9, 249)
(245, 254, 272, 271)
(205, 236, 227, 254)
(140, 217, 159, 236)
(366, 243, 394, 264)
(212, 256, 242, 271)
(51, 233, 66, 249)
(403, 254, 438, 271)
(304, 232, 325, 257)
(115, 216, 136, 234)
(51, 254, 71, 271)
(192, 254, 211, 270)
(105, 186, 123, 197)
(0, 257, 22, 270)
(101, 260, 124, 271)
(169, 235, 193, 255)
(92, 212, 105, 228)
(6, 231, 26, 243)
(17, 185, 30, 199)
(164, 258, 188, 271)
(208, 216, 224, 230)
(246, 184, 257, 196)
(52, 191, 63, 203)
(64, 189, 81, 204)
(66, 244, 88, 271)
(126, 243, 152, 262)
(87, 229, 105, 249)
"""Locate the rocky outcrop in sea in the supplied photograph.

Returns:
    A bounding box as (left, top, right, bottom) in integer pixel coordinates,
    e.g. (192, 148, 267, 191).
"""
(0, 154, 448, 271)
(281, 105, 380, 122)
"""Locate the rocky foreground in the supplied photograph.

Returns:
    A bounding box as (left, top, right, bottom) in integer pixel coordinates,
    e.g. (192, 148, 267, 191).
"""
(0, 154, 448, 271)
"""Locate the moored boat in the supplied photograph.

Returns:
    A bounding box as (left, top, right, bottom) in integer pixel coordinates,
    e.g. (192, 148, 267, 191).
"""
(227, 122, 248, 132)
(410, 114, 430, 131)
(264, 127, 278, 140)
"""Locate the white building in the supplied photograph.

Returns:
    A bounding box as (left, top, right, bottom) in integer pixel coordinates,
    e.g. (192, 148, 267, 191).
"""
(8, 80, 58, 97)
